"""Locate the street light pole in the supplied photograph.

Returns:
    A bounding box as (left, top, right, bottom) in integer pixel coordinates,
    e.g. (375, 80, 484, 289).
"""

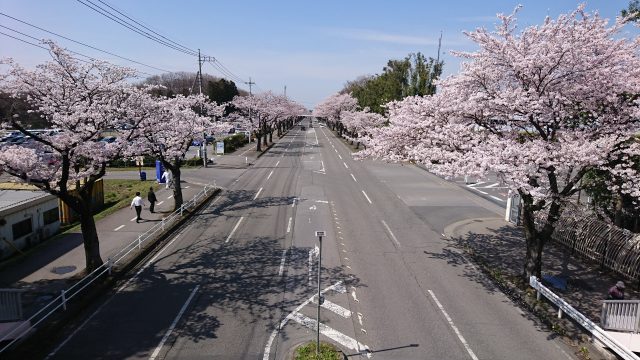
(315, 230, 325, 355)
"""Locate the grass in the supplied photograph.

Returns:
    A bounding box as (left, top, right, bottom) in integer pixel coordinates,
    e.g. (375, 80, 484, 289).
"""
(294, 342, 342, 360)
(59, 179, 160, 233)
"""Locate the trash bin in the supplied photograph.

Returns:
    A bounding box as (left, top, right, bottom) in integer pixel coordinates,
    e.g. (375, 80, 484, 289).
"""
(140, 171, 147, 181)
(156, 160, 164, 183)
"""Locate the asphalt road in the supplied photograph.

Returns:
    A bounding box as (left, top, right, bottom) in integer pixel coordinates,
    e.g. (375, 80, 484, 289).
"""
(43, 119, 576, 360)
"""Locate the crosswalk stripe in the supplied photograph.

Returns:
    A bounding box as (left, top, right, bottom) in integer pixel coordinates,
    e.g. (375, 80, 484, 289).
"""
(290, 312, 370, 356)
(311, 298, 352, 318)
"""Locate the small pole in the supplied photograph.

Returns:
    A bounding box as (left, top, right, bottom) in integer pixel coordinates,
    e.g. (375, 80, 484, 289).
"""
(314, 231, 325, 356)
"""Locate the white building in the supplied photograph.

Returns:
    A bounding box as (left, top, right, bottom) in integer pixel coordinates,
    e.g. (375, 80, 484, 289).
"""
(0, 190, 60, 260)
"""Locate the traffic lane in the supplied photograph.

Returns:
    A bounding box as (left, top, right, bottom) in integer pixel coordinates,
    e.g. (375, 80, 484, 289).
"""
(353, 164, 574, 359)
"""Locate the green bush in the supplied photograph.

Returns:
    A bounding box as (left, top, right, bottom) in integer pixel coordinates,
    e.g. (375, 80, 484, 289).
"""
(294, 342, 342, 360)
(109, 155, 157, 168)
(223, 133, 248, 153)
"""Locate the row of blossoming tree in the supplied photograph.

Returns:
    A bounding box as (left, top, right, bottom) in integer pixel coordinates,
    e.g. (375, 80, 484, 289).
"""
(0, 42, 305, 271)
(316, 5, 640, 281)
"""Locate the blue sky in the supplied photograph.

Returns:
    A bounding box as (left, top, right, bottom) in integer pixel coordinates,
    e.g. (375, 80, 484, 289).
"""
(0, 1, 636, 108)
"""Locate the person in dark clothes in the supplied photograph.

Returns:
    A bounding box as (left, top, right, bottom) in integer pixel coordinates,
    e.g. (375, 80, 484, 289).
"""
(608, 281, 625, 300)
(147, 187, 157, 213)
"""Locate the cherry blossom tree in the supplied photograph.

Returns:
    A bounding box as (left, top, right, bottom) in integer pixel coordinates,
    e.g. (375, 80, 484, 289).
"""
(0, 42, 149, 271)
(361, 6, 640, 280)
(132, 94, 226, 210)
(313, 93, 358, 136)
(340, 109, 385, 149)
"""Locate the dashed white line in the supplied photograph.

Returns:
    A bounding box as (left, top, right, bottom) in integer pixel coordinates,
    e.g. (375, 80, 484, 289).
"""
(428, 290, 479, 360)
(114, 225, 125, 231)
(343, 162, 349, 169)
(184, 186, 190, 189)
(490, 195, 505, 202)
(275, 160, 280, 167)
(156, 201, 164, 206)
(167, 195, 173, 199)
(278, 249, 287, 276)
(338, 154, 342, 160)
(315, 200, 329, 203)
(149, 285, 200, 360)
(286, 217, 292, 233)
(381, 220, 401, 248)
(351, 287, 359, 302)
(253, 187, 263, 200)
(267, 170, 274, 180)
(361, 190, 372, 204)
(130, 216, 137, 222)
(350, 173, 357, 182)
(225, 217, 244, 243)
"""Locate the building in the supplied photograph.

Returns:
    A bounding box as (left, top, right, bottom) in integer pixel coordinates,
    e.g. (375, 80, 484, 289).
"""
(0, 189, 60, 260)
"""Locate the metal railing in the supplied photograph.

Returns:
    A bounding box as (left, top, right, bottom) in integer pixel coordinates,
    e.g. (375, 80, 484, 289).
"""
(536, 206, 640, 280)
(530, 276, 640, 360)
(0, 289, 24, 322)
(0, 184, 217, 353)
(601, 300, 640, 333)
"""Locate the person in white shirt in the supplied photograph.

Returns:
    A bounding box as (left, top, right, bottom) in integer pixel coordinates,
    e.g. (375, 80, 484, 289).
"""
(161, 169, 173, 189)
(130, 192, 145, 223)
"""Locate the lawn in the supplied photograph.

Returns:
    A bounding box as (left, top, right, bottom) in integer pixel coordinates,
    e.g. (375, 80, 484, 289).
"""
(294, 342, 342, 360)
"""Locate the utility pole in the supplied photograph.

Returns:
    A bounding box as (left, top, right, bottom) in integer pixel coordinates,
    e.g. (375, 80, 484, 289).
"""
(428, 31, 443, 95)
(244, 77, 255, 142)
(284, 85, 287, 98)
(314, 231, 325, 356)
(197, 49, 215, 167)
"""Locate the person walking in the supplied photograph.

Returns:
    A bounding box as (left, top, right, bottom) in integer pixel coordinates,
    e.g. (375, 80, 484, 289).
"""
(147, 187, 157, 213)
(161, 169, 172, 189)
(607, 281, 625, 300)
(130, 192, 145, 223)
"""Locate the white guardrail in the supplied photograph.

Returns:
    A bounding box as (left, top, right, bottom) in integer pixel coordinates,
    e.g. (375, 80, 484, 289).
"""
(0, 184, 217, 353)
(530, 276, 640, 360)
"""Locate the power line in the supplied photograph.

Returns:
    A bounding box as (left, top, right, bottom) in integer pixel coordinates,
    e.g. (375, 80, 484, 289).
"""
(0, 30, 154, 77)
(76, 0, 198, 56)
(0, 12, 172, 73)
(95, 0, 196, 55)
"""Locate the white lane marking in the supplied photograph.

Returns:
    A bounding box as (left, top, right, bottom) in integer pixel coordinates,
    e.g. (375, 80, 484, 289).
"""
(381, 220, 401, 248)
(334, 149, 338, 153)
(315, 200, 329, 203)
(225, 217, 244, 243)
(267, 170, 274, 180)
(130, 216, 138, 222)
(238, 148, 252, 157)
(490, 195, 505, 202)
(157, 201, 164, 206)
(311, 298, 352, 318)
(351, 287, 359, 302)
(338, 154, 342, 160)
(275, 160, 280, 167)
(114, 225, 125, 231)
(263, 282, 348, 360)
(361, 190, 372, 204)
(428, 290, 479, 360)
(350, 173, 357, 182)
(253, 187, 263, 200)
(168, 195, 173, 199)
(476, 190, 488, 195)
(485, 183, 500, 188)
(149, 285, 200, 360)
(291, 198, 297, 208)
(286, 217, 292, 233)
(314, 129, 319, 145)
(290, 312, 370, 356)
(278, 249, 287, 276)
(467, 182, 486, 188)
(47, 229, 188, 359)
(184, 186, 190, 189)
(343, 162, 349, 169)
(357, 312, 364, 326)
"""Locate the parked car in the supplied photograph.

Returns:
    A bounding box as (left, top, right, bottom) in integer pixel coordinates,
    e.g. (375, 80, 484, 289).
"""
(205, 135, 215, 144)
(191, 139, 203, 146)
(99, 136, 116, 143)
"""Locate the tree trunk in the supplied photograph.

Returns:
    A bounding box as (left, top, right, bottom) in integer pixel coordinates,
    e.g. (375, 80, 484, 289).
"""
(171, 164, 183, 211)
(521, 199, 542, 281)
(256, 133, 262, 152)
(78, 201, 103, 272)
(269, 131, 273, 143)
(613, 192, 623, 227)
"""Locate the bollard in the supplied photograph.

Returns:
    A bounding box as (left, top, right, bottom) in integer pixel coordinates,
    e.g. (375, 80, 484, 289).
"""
(245, 156, 248, 164)
(61, 289, 67, 311)
(558, 308, 563, 319)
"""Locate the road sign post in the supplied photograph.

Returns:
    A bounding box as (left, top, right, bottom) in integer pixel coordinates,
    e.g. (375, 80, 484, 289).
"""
(315, 230, 325, 355)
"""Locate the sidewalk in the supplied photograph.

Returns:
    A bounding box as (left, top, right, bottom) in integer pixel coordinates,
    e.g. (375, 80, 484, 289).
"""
(444, 217, 639, 336)
(0, 138, 264, 321)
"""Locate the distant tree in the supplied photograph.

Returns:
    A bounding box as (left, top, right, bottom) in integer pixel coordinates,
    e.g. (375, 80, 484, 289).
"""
(622, 0, 640, 22)
(341, 52, 443, 114)
(207, 78, 239, 109)
(142, 72, 220, 97)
